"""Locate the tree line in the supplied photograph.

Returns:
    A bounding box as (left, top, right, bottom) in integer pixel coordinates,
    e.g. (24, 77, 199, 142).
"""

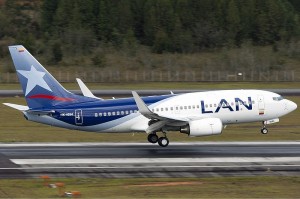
(0, 0, 299, 64)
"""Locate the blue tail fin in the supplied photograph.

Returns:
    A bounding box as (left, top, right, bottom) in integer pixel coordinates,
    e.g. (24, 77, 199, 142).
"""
(9, 45, 96, 109)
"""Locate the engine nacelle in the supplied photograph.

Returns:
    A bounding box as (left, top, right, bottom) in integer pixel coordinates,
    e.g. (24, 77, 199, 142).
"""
(180, 118, 223, 137)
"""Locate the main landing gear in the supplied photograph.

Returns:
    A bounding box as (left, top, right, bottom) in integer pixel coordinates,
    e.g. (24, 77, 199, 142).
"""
(147, 132, 169, 147)
(261, 121, 269, 134)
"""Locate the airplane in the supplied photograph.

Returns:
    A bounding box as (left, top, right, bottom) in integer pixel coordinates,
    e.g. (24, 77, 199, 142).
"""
(3, 45, 297, 147)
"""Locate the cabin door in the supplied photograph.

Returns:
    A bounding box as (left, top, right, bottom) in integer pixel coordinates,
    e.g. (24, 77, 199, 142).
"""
(257, 96, 265, 115)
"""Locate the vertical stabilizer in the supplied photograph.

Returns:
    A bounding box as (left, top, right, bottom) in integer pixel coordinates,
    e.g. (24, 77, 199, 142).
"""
(8, 45, 96, 109)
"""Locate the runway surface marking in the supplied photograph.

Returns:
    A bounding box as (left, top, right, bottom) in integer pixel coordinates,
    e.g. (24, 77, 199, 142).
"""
(1, 165, 300, 170)
(11, 157, 300, 165)
(1, 142, 299, 178)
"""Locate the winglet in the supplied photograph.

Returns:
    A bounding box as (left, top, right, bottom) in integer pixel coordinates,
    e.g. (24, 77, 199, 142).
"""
(76, 78, 102, 100)
(132, 91, 153, 116)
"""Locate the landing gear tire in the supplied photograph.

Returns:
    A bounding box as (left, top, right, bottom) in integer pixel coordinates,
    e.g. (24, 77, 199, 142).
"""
(261, 128, 268, 134)
(158, 137, 169, 147)
(147, 133, 158, 143)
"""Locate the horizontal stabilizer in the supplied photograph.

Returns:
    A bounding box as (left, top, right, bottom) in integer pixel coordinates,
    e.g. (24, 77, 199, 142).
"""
(3, 103, 28, 111)
(3, 103, 54, 115)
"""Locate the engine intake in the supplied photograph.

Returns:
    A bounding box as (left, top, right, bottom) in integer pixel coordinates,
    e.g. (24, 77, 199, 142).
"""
(180, 118, 223, 137)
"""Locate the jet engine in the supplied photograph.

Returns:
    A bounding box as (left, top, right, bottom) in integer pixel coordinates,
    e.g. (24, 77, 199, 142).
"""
(180, 118, 223, 137)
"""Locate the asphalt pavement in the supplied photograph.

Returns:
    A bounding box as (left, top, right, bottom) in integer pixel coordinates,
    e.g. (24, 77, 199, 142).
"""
(0, 142, 299, 178)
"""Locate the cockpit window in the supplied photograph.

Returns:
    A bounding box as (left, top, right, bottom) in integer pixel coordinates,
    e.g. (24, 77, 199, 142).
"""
(273, 96, 284, 101)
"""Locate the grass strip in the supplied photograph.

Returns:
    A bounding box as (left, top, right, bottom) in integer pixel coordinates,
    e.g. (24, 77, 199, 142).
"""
(0, 176, 299, 198)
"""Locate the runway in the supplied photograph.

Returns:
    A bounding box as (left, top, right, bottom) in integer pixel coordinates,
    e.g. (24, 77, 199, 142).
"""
(0, 142, 299, 178)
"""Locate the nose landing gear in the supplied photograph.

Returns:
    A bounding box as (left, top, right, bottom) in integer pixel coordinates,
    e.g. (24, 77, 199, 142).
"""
(261, 121, 268, 134)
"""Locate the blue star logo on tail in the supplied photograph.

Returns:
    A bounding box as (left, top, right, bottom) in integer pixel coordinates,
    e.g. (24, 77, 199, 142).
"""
(17, 65, 52, 96)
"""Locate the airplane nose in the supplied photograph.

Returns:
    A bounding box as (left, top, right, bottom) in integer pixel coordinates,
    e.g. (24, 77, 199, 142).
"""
(288, 100, 297, 112)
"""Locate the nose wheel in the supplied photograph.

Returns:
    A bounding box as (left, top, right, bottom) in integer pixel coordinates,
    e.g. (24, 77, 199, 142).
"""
(261, 121, 268, 134)
(261, 127, 268, 134)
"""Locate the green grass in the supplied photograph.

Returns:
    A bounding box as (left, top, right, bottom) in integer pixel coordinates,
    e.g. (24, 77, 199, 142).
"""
(0, 96, 299, 143)
(0, 176, 299, 198)
(0, 81, 300, 90)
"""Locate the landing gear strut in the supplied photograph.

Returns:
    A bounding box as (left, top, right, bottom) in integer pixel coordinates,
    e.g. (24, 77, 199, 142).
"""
(261, 121, 268, 134)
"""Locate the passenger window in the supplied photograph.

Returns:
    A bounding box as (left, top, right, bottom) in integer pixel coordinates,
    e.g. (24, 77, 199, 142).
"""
(166, 108, 168, 111)
(196, 105, 199, 108)
(125, 111, 129, 114)
(103, 112, 107, 116)
(112, 112, 115, 116)
(121, 111, 124, 115)
(156, 108, 159, 112)
(192, 105, 195, 109)
(176, 107, 178, 110)
(188, 106, 191, 109)
(161, 108, 163, 111)
(116, 111, 120, 115)
(180, 106, 183, 110)
(171, 107, 173, 111)
(95, 113, 98, 117)
(108, 112, 111, 116)
(99, 113, 102, 117)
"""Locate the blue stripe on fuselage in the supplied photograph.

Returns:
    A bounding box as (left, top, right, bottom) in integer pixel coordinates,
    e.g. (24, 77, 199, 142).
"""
(49, 94, 174, 126)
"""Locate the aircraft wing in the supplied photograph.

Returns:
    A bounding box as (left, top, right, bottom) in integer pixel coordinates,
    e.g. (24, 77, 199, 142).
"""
(132, 91, 189, 133)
